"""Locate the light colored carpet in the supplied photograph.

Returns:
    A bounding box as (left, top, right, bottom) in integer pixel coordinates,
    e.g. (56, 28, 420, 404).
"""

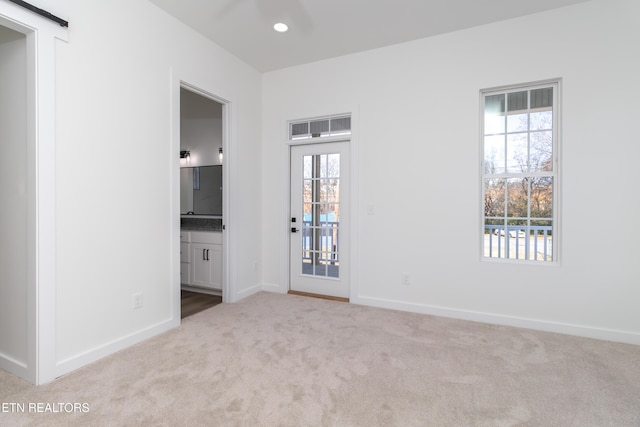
(1, 292, 639, 426)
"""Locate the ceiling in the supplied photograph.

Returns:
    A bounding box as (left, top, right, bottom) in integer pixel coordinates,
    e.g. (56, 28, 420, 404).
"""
(149, 0, 589, 72)
(181, 87, 223, 119)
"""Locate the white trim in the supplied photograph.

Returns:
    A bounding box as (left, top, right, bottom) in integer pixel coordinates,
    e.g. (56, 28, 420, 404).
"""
(170, 71, 235, 311)
(288, 114, 352, 141)
(169, 70, 182, 325)
(283, 109, 360, 300)
(348, 107, 360, 302)
(479, 78, 561, 265)
(287, 134, 351, 147)
(480, 78, 562, 98)
(0, 17, 32, 384)
(54, 320, 176, 380)
(288, 141, 350, 298)
(351, 295, 640, 346)
(236, 283, 264, 300)
(0, 2, 68, 385)
(260, 282, 286, 294)
(0, 351, 29, 380)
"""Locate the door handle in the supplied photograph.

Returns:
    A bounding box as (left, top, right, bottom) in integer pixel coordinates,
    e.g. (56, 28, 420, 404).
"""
(206, 249, 210, 261)
(291, 227, 298, 233)
(203, 249, 206, 260)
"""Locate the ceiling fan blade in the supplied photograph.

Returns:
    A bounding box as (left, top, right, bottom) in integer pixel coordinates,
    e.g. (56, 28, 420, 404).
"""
(254, 0, 314, 33)
(214, 0, 251, 19)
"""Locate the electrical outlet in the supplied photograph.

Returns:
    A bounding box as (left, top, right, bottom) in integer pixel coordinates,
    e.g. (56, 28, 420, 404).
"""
(132, 292, 143, 309)
(402, 273, 410, 286)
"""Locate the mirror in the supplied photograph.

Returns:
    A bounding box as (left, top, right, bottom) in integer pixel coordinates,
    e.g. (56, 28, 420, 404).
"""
(180, 166, 222, 215)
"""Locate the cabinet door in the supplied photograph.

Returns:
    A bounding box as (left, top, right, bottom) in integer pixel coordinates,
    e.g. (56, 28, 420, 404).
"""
(180, 242, 191, 285)
(191, 243, 213, 288)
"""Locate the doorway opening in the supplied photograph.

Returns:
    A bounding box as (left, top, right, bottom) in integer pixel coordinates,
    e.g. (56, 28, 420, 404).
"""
(178, 85, 228, 318)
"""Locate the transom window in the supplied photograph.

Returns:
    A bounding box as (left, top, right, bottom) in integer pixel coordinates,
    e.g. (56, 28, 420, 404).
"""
(289, 116, 351, 140)
(481, 81, 559, 262)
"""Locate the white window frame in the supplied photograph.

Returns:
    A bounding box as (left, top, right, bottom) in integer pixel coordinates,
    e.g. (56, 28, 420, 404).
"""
(480, 79, 561, 264)
(289, 115, 352, 141)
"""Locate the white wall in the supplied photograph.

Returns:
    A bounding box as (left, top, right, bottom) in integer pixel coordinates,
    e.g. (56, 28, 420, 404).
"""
(262, 0, 640, 344)
(0, 26, 28, 373)
(26, 0, 262, 381)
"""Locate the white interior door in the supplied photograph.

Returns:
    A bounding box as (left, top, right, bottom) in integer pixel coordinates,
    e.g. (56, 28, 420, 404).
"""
(290, 141, 349, 299)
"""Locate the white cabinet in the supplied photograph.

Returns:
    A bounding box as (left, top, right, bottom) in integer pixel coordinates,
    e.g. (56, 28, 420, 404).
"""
(181, 231, 222, 291)
(191, 243, 222, 289)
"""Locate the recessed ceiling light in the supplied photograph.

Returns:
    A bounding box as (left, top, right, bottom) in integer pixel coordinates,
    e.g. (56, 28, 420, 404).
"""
(273, 23, 289, 33)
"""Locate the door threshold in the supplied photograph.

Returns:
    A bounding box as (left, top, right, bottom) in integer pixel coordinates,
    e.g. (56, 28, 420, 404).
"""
(288, 290, 349, 303)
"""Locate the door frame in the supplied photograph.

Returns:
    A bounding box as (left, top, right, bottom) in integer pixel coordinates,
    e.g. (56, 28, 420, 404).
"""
(288, 140, 351, 299)
(170, 76, 232, 324)
(285, 115, 360, 302)
(0, 3, 68, 384)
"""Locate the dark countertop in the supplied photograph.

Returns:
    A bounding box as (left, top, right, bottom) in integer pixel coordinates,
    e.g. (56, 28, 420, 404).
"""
(180, 217, 223, 232)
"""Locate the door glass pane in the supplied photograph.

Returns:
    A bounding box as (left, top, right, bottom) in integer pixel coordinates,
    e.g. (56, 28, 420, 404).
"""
(303, 180, 313, 203)
(320, 154, 328, 178)
(326, 203, 339, 222)
(301, 153, 340, 278)
(303, 155, 312, 179)
(327, 179, 340, 203)
(327, 154, 340, 178)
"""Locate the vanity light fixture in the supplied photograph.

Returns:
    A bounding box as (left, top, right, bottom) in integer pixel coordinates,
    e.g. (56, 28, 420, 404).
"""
(218, 147, 223, 163)
(180, 150, 191, 165)
(273, 22, 288, 33)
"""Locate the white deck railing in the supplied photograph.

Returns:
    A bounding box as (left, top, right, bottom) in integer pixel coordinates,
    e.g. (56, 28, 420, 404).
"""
(484, 225, 553, 261)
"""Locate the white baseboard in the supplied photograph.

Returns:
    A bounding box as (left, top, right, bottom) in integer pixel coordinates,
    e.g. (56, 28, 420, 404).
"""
(234, 283, 264, 302)
(52, 283, 267, 382)
(260, 282, 286, 294)
(50, 318, 179, 383)
(350, 295, 640, 346)
(0, 352, 32, 383)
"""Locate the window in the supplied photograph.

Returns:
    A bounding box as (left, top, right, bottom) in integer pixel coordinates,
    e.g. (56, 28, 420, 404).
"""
(289, 116, 351, 140)
(481, 81, 559, 262)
